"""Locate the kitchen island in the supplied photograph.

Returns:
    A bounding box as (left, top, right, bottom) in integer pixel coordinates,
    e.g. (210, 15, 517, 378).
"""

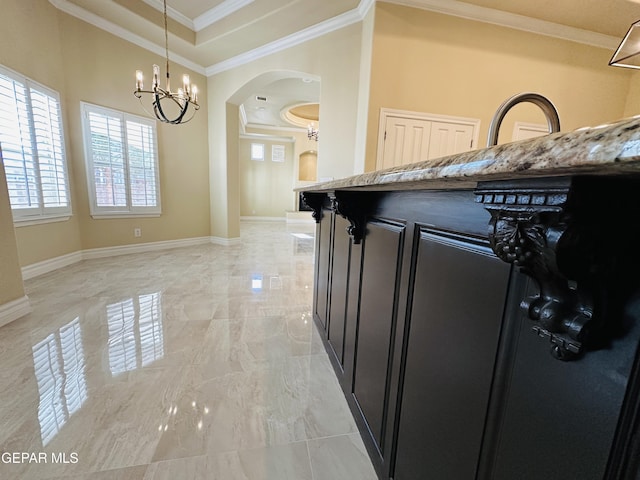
(299, 116, 640, 480)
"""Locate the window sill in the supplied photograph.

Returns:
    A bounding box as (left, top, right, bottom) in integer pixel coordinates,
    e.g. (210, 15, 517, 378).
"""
(14, 215, 72, 228)
(90, 213, 161, 219)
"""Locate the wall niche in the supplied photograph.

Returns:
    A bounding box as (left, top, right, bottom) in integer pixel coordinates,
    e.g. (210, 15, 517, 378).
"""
(299, 150, 318, 182)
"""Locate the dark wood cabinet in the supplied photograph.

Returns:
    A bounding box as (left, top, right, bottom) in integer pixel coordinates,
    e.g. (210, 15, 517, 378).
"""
(394, 229, 511, 479)
(302, 177, 640, 480)
(313, 201, 333, 332)
(351, 218, 406, 467)
(326, 214, 352, 371)
(481, 279, 640, 480)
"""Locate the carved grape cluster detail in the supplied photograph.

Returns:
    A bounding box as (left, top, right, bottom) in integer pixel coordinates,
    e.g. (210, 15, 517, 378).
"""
(493, 219, 542, 266)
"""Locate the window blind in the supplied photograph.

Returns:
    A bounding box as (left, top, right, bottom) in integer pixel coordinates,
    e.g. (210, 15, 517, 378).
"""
(0, 65, 70, 221)
(82, 102, 160, 216)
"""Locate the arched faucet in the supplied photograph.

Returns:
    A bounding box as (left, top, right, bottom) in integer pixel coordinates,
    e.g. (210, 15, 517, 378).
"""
(486, 92, 560, 147)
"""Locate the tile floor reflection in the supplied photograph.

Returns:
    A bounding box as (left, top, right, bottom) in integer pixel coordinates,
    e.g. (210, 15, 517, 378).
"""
(0, 221, 377, 479)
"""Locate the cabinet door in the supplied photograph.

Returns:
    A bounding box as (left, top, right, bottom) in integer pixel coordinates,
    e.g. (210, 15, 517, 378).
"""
(393, 228, 511, 479)
(326, 215, 352, 371)
(351, 219, 406, 466)
(313, 208, 334, 331)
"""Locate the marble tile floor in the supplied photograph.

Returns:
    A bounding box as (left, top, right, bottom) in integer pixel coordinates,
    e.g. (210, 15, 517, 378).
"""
(0, 221, 377, 480)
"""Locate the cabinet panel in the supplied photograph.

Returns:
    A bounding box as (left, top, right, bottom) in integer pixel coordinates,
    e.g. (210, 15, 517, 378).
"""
(314, 209, 333, 331)
(352, 219, 406, 454)
(394, 229, 511, 479)
(487, 280, 640, 480)
(327, 215, 352, 368)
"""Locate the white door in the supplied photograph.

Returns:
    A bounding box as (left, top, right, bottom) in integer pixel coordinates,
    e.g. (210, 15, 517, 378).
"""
(512, 122, 549, 141)
(427, 121, 475, 160)
(377, 109, 480, 170)
(381, 116, 432, 169)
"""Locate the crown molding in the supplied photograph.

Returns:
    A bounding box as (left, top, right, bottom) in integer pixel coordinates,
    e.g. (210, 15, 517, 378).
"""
(141, 0, 195, 30)
(194, 0, 255, 32)
(240, 132, 296, 142)
(382, 0, 620, 50)
(48, 0, 206, 75)
(239, 103, 248, 128)
(49, 0, 617, 81)
(245, 122, 306, 134)
(359, 0, 376, 18)
(205, 0, 375, 75)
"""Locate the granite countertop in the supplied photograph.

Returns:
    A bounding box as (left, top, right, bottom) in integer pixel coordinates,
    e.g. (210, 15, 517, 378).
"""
(297, 115, 640, 192)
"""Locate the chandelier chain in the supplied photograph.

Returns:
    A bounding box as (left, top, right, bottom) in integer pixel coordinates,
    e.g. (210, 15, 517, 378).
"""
(163, 0, 169, 85)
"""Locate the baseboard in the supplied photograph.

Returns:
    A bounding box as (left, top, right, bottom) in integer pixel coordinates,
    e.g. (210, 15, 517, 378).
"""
(82, 236, 211, 260)
(240, 216, 286, 222)
(284, 211, 314, 224)
(21, 236, 212, 279)
(22, 251, 83, 280)
(0, 295, 31, 327)
(286, 218, 315, 224)
(211, 236, 241, 246)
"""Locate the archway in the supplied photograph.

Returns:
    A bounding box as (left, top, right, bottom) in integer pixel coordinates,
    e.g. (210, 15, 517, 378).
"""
(226, 70, 321, 221)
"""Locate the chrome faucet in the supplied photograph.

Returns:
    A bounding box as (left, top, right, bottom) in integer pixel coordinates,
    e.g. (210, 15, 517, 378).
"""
(486, 92, 560, 147)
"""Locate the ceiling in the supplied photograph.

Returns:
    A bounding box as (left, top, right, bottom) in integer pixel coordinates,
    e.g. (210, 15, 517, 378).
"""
(51, 0, 640, 131)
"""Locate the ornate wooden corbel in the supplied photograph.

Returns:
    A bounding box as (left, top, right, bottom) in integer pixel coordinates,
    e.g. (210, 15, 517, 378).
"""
(300, 191, 378, 244)
(300, 192, 327, 223)
(476, 178, 597, 361)
(332, 191, 378, 244)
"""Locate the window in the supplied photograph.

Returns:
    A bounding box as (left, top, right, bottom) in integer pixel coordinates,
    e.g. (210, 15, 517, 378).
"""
(251, 143, 265, 161)
(81, 102, 160, 217)
(271, 144, 285, 163)
(0, 65, 71, 223)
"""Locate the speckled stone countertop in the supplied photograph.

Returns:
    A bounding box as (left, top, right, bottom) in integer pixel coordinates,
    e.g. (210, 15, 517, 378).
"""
(297, 115, 640, 192)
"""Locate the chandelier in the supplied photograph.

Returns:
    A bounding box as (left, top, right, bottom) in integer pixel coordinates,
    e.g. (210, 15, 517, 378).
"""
(609, 20, 640, 69)
(134, 0, 199, 124)
(307, 123, 319, 141)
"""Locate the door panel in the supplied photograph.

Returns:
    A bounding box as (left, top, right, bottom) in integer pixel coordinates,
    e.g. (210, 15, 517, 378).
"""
(314, 209, 334, 331)
(352, 219, 406, 454)
(428, 121, 474, 159)
(327, 215, 352, 368)
(382, 117, 431, 169)
(394, 229, 511, 480)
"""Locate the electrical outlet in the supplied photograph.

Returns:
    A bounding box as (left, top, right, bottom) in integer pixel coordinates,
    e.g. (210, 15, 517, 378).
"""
(134, 228, 141, 237)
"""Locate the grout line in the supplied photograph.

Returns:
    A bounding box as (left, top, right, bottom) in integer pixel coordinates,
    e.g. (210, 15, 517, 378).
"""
(306, 439, 316, 480)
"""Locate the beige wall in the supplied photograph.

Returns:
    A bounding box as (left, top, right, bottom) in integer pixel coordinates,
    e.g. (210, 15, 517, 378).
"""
(58, 13, 210, 250)
(0, 0, 83, 266)
(207, 21, 367, 239)
(242, 126, 319, 210)
(239, 138, 295, 217)
(366, 3, 635, 172)
(623, 71, 640, 118)
(0, 0, 210, 268)
(0, 158, 25, 305)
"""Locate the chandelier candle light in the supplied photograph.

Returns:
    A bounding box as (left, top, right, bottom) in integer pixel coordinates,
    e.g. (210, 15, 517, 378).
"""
(307, 123, 319, 141)
(134, 0, 199, 124)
